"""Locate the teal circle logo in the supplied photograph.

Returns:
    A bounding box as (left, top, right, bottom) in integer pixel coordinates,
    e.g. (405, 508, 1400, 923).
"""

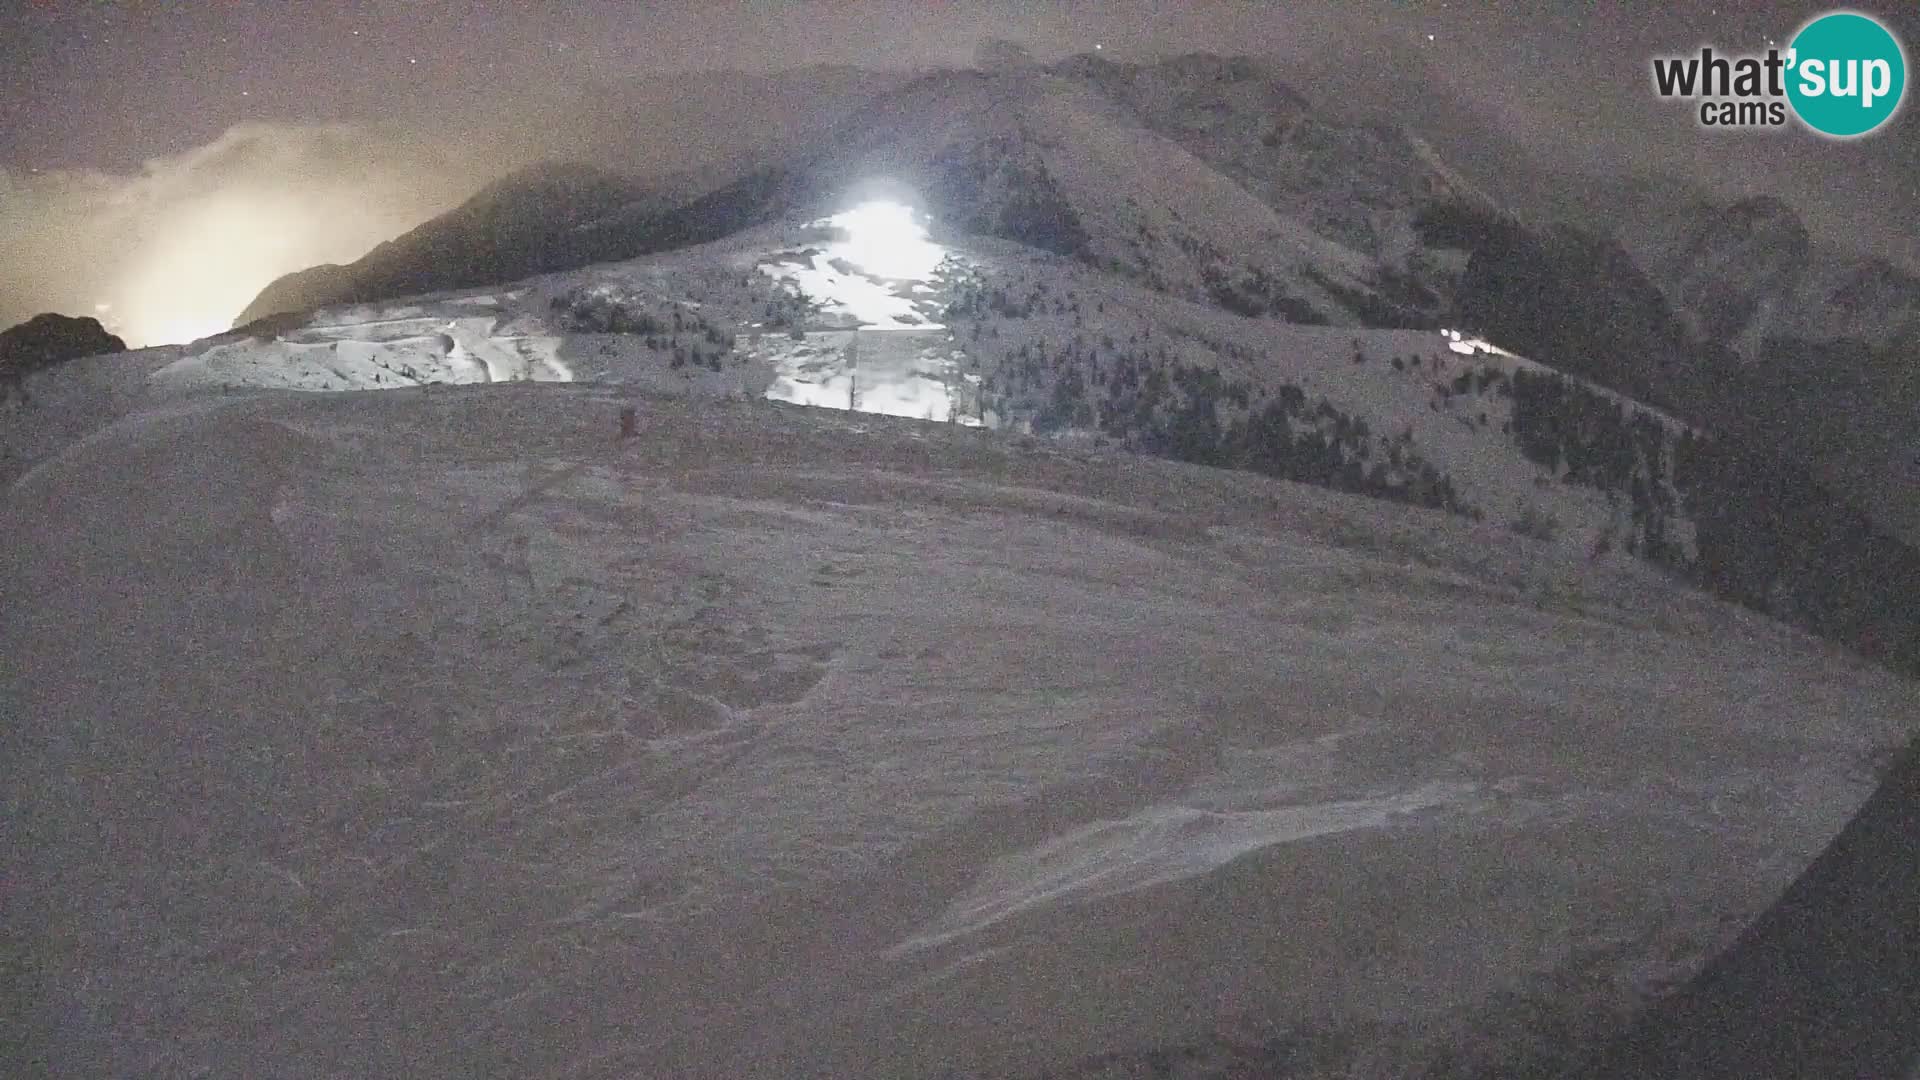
(1786, 11, 1907, 137)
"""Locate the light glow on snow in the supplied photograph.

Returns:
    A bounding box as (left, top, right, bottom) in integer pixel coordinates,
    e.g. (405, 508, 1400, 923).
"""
(750, 197, 972, 419)
(756, 197, 953, 330)
(827, 200, 944, 282)
(153, 307, 575, 390)
(1442, 327, 1512, 357)
(759, 331, 982, 425)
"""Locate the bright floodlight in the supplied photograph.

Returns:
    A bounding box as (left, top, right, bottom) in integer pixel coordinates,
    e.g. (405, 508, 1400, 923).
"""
(827, 200, 944, 281)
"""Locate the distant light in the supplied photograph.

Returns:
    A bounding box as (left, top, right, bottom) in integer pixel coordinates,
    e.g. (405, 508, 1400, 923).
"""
(142, 316, 235, 347)
(109, 193, 305, 346)
(1095, 43, 1104, 50)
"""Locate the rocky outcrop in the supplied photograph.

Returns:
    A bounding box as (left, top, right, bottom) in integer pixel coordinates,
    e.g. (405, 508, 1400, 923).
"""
(0, 313, 127, 389)
(1612, 184, 1920, 355)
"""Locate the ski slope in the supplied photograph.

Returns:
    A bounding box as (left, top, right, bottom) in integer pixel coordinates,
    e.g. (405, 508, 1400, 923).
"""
(5, 381, 1911, 1078)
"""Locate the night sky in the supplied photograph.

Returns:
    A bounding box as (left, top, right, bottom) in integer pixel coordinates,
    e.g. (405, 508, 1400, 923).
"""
(2, 0, 1916, 337)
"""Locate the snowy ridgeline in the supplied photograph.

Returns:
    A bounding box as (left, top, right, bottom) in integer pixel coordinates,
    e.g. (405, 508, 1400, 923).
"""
(934, 250, 1703, 565)
(4, 382, 1910, 1078)
(4, 208, 1705, 575)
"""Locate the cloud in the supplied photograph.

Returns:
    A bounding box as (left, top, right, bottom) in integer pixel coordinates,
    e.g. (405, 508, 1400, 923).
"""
(0, 123, 500, 346)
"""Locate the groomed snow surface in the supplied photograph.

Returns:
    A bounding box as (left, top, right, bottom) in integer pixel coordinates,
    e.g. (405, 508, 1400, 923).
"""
(5, 383, 1912, 1078)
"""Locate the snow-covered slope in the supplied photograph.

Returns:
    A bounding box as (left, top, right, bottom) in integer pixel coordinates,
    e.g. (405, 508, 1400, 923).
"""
(926, 240, 1698, 561)
(4, 208, 1697, 570)
(6, 381, 1911, 1078)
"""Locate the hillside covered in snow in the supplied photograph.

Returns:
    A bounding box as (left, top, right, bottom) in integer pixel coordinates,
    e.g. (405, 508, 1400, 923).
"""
(7, 46, 1920, 1080)
(223, 51, 1919, 563)
(28, 187, 1917, 678)
(8, 375, 1915, 1078)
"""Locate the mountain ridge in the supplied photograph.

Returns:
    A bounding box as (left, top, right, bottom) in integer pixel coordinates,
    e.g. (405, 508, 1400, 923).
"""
(234, 54, 1489, 330)
(76, 51, 1920, 672)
